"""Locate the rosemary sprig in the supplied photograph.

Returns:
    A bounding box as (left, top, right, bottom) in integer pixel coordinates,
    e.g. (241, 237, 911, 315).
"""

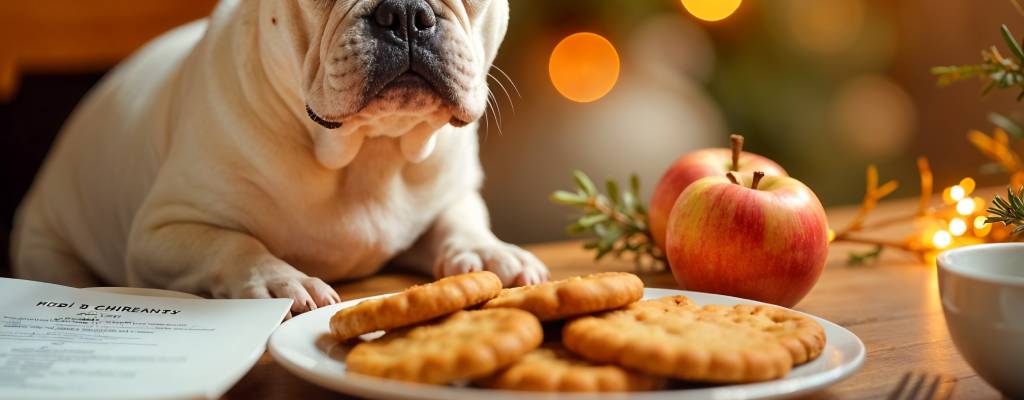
(550, 171, 667, 271)
(847, 245, 884, 266)
(986, 186, 1024, 235)
(931, 25, 1024, 100)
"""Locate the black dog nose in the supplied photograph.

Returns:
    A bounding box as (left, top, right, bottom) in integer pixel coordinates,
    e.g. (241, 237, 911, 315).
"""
(374, 0, 436, 39)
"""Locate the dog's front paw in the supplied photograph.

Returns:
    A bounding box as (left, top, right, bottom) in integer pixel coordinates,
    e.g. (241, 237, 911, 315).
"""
(229, 266, 341, 317)
(434, 239, 550, 287)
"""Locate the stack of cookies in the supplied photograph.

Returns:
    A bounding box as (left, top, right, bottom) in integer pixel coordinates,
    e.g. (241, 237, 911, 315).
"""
(329, 270, 826, 392)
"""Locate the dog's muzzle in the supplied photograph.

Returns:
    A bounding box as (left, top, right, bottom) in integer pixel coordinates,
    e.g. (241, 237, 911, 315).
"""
(306, 0, 467, 130)
(368, 0, 461, 112)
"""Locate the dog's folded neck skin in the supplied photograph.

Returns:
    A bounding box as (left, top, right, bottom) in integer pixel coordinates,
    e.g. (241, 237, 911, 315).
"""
(245, 0, 493, 170)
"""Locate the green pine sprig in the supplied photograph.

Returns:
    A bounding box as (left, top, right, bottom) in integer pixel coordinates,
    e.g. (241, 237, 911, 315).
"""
(986, 186, 1024, 235)
(931, 25, 1024, 100)
(550, 171, 667, 271)
(847, 245, 884, 266)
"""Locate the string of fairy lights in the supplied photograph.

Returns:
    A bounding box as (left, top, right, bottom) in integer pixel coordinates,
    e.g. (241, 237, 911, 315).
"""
(935, 178, 991, 248)
(830, 155, 1015, 265)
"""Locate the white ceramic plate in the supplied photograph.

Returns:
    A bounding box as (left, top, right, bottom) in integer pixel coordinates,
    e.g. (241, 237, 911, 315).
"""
(269, 288, 865, 400)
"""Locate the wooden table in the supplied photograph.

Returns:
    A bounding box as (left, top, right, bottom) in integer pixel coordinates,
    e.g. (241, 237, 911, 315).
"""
(225, 195, 1004, 399)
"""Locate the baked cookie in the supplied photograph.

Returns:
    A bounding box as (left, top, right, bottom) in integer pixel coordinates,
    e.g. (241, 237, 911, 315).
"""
(481, 272, 644, 321)
(330, 271, 502, 341)
(695, 303, 826, 366)
(477, 343, 663, 392)
(562, 296, 825, 383)
(346, 309, 543, 384)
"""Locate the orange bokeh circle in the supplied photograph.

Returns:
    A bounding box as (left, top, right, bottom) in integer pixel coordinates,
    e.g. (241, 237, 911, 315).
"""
(548, 32, 620, 103)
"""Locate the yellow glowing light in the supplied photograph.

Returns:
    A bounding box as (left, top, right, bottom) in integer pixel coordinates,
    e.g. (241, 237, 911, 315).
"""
(827, 229, 836, 243)
(956, 198, 976, 216)
(974, 216, 993, 237)
(949, 218, 967, 237)
(974, 197, 987, 213)
(949, 185, 965, 202)
(548, 32, 620, 103)
(974, 216, 987, 229)
(932, 230, 952, 249)
(681, 0, 742, 22)
(941, 187, 954, 204)
(959, 177, 976, 194)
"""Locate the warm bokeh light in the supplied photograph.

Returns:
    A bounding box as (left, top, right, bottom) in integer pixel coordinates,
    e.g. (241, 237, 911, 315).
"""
(959, 177, 976, 194)
(974, 216, 993, 237)
(973, 197, 987, 214)
(932, 230, 952, 249)
(832, 75, 916, 158)
(948, 218, 967, 237)
(680, 0, 742, 22)
(784, 0, 865, 54)
(974, 216, 987, 230)
(949, 185, 965, 202)
(956, 198, 976, 216)
(549, 32, 620, 103)
(944, 178, 975, 205)
(827, 228, 836, 243)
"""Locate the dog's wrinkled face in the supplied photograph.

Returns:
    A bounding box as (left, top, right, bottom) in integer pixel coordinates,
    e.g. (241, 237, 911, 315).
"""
(298, 0, 507, 133)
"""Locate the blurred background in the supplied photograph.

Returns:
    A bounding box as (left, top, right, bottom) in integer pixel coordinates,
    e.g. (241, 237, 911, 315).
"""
(2, 0, 1023, 274)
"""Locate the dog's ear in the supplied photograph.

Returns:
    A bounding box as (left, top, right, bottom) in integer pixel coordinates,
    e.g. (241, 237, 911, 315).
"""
(471, 0, 508, 66)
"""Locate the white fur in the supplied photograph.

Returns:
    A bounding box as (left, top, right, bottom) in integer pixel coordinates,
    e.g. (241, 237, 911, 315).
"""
(11, 0, 548, 314)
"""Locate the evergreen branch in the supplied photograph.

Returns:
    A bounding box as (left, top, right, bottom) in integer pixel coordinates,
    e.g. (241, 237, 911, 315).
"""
(551, 171, 667, 271)
(989, 112, 1024, 139)
(986, 186, 1024, 236)
(847, 245, 884, 266)
(932, 25, 1024, 100)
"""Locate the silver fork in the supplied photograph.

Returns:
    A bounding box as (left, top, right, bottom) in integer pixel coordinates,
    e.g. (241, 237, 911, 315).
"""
(887, 371, 955, 400)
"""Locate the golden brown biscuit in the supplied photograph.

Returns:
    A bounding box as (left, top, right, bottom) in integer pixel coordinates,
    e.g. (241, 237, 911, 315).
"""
(330, 271, 502, 341)
(346, 309, 543, 384)
(481, 272, 644, 321)
(695, 303, 826, 366)
(477, 343, 663, 392)
(562, 296, 826, 383)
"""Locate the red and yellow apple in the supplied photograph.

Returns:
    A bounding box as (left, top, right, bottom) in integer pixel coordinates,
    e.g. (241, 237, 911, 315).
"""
(649, 135, 787, 252)
(665, 171, 828, 307)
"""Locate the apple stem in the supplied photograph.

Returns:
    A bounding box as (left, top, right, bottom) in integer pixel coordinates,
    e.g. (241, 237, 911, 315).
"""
(751, 171, 765, 190)
(726, 172, 740, 185)
(730, 134, 744, 172)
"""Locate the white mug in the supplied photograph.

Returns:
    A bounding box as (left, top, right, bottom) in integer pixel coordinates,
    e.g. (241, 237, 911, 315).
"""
(937, 243, 1024, 398)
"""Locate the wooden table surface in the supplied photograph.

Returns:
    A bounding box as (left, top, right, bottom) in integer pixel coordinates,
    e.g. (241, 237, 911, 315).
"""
(225, 194, 1004, 400)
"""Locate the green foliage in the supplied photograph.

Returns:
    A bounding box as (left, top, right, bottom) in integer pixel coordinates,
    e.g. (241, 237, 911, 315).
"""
(934, 6, 1024, 236)
(931, 25, 1024, 100)
(989, 111, 1024, 139)
(550, 171, 666, 271)
(847, 245, 884, 266)
(986, 186, 1024, 235)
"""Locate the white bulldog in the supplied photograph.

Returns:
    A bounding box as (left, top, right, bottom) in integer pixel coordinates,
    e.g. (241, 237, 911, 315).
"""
(11, 0, 549, 314)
